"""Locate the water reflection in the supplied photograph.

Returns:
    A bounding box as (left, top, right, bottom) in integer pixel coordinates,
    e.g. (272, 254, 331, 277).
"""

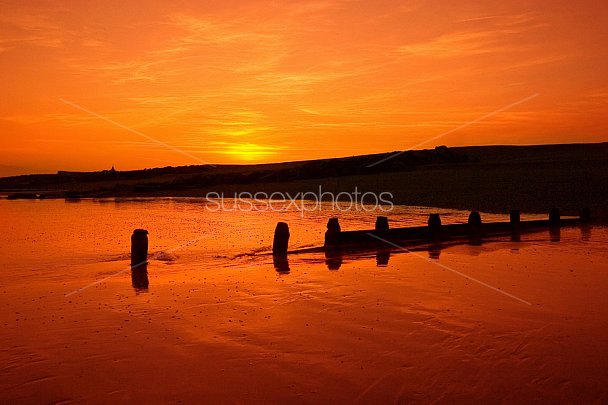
(468, 234, 483, 246)
(278, 225, 596, 274)
(131, 264, 149, 291)
(581, 225, 591, 241)
(428, 243, 442, 260)
(325, 249, 343, 270)
(273, 255, 290, 274)
(376, 250, 390, 267)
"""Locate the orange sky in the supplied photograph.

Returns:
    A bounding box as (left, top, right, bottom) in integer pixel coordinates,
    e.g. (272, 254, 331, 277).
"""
(1, 0, 607, 176)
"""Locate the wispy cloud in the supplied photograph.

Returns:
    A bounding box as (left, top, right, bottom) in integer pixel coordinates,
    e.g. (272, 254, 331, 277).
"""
(397, 12, 545, 57)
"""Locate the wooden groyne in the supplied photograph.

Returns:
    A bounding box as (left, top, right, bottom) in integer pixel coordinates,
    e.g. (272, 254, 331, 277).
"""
(272, 208, 594, 255)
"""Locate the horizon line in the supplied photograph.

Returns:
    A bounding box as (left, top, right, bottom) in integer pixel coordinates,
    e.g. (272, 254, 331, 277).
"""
(1, 140, 607, 179)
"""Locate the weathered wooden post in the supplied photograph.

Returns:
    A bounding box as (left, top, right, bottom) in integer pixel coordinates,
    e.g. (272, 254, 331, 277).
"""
(510, 209, 521, 241)
(510, 210, 521, 225)
(324, 217, 341, 247)
(580, 207, 591, 223)
(428, 213, 441, 228)
(375, 216, 389, 232)
(131, 229, 148, 269)
(468, 211, 482, 226)
(467, 211, 482, 244)
(272, 222, 290, 256)
(427, 214, 441, 237)
(549, 208, 560, 226)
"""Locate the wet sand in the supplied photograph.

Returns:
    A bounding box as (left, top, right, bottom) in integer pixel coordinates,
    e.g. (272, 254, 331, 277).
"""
(1, 200, 608, 402)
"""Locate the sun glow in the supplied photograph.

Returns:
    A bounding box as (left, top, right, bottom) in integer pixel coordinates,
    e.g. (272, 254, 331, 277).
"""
(215, 143, 282, 161)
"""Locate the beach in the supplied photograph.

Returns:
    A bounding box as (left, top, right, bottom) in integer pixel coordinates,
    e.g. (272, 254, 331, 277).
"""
(1, 199, 607, 402)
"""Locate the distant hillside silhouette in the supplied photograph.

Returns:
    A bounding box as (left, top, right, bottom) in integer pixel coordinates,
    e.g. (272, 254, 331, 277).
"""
(1, 142, 607, 215)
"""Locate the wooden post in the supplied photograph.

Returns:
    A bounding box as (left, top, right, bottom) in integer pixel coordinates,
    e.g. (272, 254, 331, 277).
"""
(428, 213, 441, 228)
(467, 211, 482, 244)
(375, 216, 389, 232)
(272, 222, 290, 256)
(373, 217, 390, 250)
(468, 211, 482, 227)
(324, 217, 341, 247)
(510, 210, 521, 243)
(428, 213, 441, 238)
(510, 210, 520, 225)
(549, 208, 560, 225)
(131, 229, 148, 269)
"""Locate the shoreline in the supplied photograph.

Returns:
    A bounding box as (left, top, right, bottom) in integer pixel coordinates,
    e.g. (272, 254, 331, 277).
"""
(1, 143, 607, 216)
(2, 192, 607, 218)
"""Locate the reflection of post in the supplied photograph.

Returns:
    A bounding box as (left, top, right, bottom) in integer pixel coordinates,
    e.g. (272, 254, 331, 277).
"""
(468, 234, 482, 246)
(131, 229, 148, 269)
(376, 250, 390, 267)
(325, 249, 343, 270)
(579, 208, 591, 241)
(131, 264, 149, 290)
(580, 207, 591, 223)
(549, 209, 560, 242)
(429, 243, 442, 259)
(581, 225, 591, 241)
(272, 222, 290, 256)
(273, 255, 290, 274)
(550, 227, 561, 242)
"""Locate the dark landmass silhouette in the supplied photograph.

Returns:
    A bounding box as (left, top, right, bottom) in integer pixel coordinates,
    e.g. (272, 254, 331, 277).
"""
(1, 142, 607, 216)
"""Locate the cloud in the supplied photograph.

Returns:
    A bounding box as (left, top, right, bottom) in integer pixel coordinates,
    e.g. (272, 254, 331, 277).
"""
(0, 11, 66, 49)
(397, 13, 544, 58)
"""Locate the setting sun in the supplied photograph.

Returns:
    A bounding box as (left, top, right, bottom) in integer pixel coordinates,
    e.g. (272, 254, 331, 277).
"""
(215, 142, 282, 161)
